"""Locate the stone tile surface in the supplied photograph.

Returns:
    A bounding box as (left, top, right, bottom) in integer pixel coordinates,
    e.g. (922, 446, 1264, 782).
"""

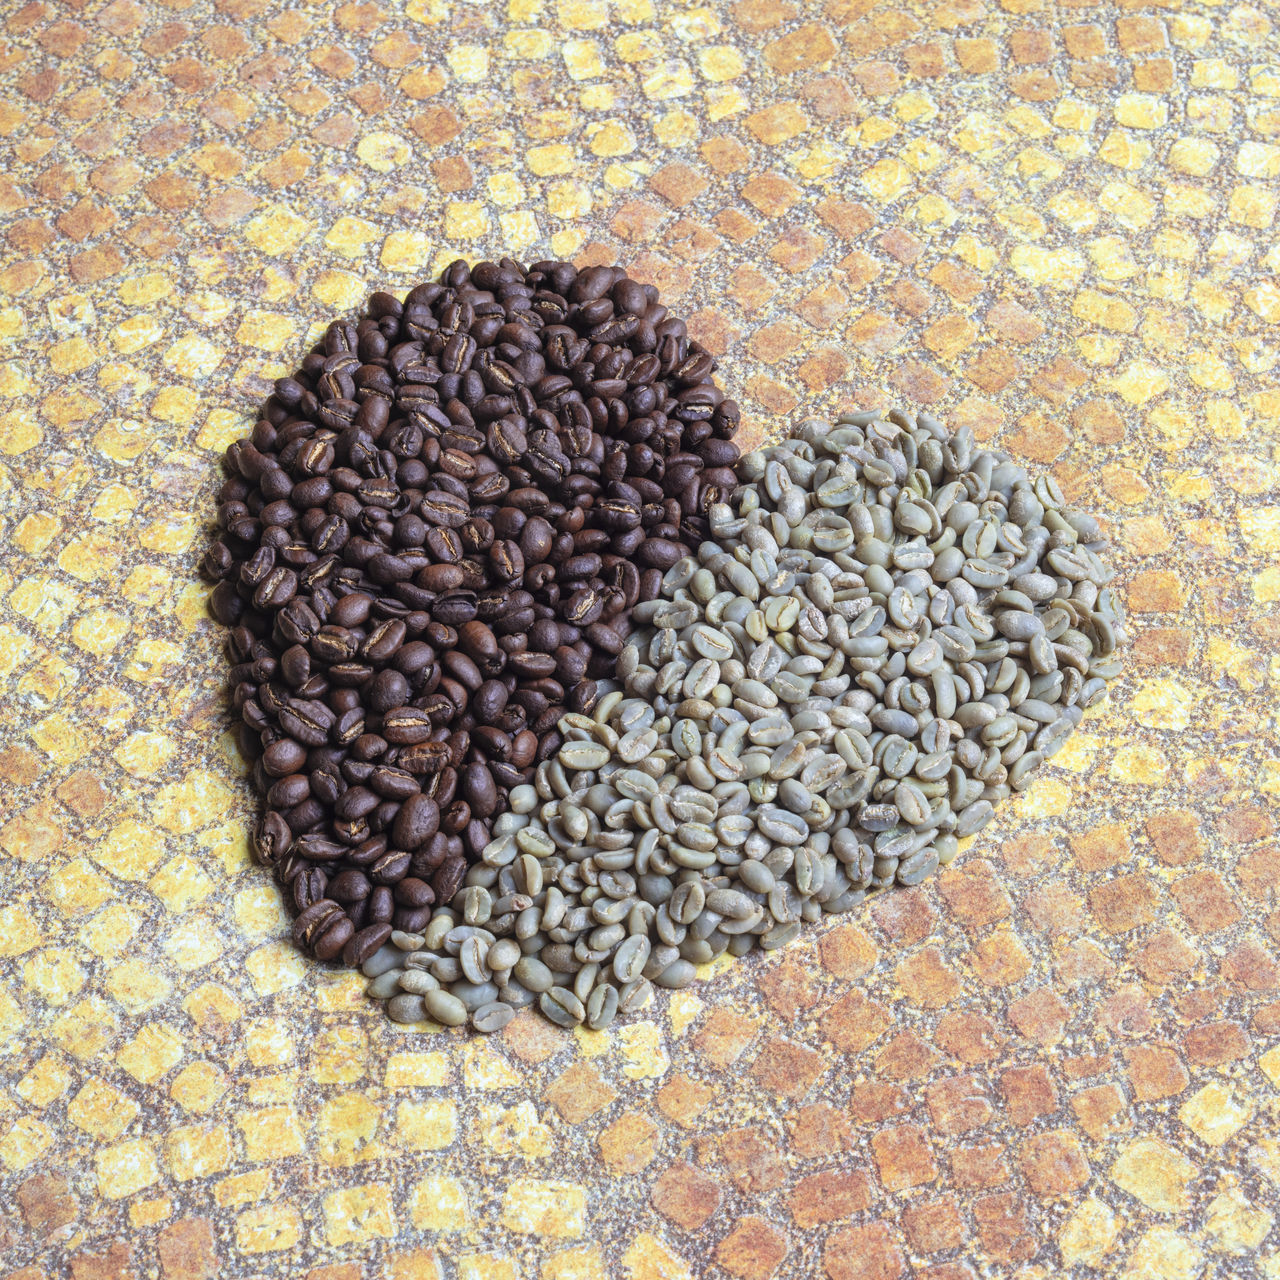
(1, 0, 1279, 1275)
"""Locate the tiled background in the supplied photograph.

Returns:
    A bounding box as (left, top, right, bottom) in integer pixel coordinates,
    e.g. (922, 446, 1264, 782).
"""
(1, 0, 1279, 1276)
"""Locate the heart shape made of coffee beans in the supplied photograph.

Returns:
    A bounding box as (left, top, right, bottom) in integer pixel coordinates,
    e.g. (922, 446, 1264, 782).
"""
(204, 262, 1122, 1035)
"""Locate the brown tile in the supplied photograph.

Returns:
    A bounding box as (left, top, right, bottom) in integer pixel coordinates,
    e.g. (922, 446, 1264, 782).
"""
(1029, 353, 1088, 404)
(1124, 1044, 1190, 1103)
(1221, 939, 1280, 991)
(1216, 804, 1272, 844)
(936, 1012, 1003, 1064)
(544, 1062, 615, 1124)
(692, 1009, 759, 1068)
(701, 135, 751, 174)
(1008, 988, 1071, 1045)
(787, 1102, 852, 1157)
(740, 172, 801, 217)
(875, 1031, 941, 1081)
(895, 947, 961, 1009)
(789, 1169, 871, 1227)
(1010, 28, 1053, 64)
(804, 74, 858, 118)
(768, 227, 826, 273)
(748, 320, 805, 364)
(719, 1126, 788, 1194)
(798, 345, 853, 391)
(955, 37, 999, 73)
(1147, 810, 1203, 866)
(925, 1075, 993, 1146)
(714, 1216, 789, 1280)
(652, 1160, 720, 1230)
(824, 1221, 906, 1280)
(1019, 1130, 1090, 1199)
(16, 1173, 77, 1237)
(1090, 873, 1160, 933)
(821, 989, 891, 1055)
(655, 1074, 714, 1129)
(998, 1065, 1058, 1126)
(951, 1141, 1009, 1190)
(871, 1124, 938, 1191)
(157, 1219, 218, 1279)
(816, 197, 874, 239)
(749, 1037, 826, 1100)
(305, 1267, 359, 1280)
(650, 162, 709, 208)
(1135, 927, 1200, 982)
(973, 1193, 1036, 1264)
(890, 278, 934, 317)
(1171, 871, 1242, 934)
(69, 1245, 135, 1280)
(938, 861, 1013, 929)
(985, 298, 1045, 343)
(1063, 23, 1107, 57)
(903, 1197, 967, 1253)
(763, 23, 839, 73)
(796, 280, 851, 330)
(1116, 15, 1167, 52)
(734, 0, 799, 33)
(757, 957, 820, 1019)
(1071, 1083, 1131, 1141)
(1182, 1020, 1250, 1067)
(598, 1111, 660, 1174)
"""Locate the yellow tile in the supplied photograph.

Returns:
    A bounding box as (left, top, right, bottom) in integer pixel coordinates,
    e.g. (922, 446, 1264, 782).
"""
(410, 1175, 470, 1231)
(322, 1183, 397, 1245)
(502, 1179, 587, 1238)
(95, 1137, 160, 1199)
(238, 1107, 305, 1162)
(68, 1077, 140, 1141)
(1111, 1138, 1199, 1213)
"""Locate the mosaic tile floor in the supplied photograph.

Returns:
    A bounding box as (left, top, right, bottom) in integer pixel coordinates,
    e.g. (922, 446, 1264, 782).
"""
(2, 0, 1279, 1276)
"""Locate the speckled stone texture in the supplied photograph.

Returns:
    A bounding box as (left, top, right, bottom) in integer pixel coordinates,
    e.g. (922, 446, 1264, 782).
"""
(1, 0, 1279, 1276)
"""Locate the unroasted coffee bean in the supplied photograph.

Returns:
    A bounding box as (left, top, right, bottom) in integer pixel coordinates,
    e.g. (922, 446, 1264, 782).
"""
(360, 404, 1119, 1036)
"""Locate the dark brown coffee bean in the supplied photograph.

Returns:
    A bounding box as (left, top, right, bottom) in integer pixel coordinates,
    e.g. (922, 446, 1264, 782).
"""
(312, 912, 353, 960)
(334, 785, 379, 821)
(295, 833, 346, 861)
(370, 851, 412, 884)
(463, 762, 499, 817)
(368, 764, 419, 800)
(564, 588, 604, 626)
(255, 810, 293, 865)
(394, 876, 435, 908)
(329, 868, 371, 902)
(293, 867, 327, 911)
(432, 856, 466, 904)
(398, 741, 450, 775)
(293, 899, 341, 947)
(382, 707, 435, 744)
(342, 923, 392, 967)
(368, 885, 395, 922)
(206, 262, 737, 979)
(267, 773, 311, 810)
(638, 537, 683, 569)
(262, 738, 308, 777)
(432, 593, 478, 627)
(392, 793, 440, 849)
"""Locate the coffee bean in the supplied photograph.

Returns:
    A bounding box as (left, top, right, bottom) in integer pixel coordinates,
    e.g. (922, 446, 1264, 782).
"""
(206, 261, 738, 989)
(358, 403, 1117, 1037)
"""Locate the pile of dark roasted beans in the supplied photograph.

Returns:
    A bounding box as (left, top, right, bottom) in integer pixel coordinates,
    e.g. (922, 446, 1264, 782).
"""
(205, 259, 1121, 1034)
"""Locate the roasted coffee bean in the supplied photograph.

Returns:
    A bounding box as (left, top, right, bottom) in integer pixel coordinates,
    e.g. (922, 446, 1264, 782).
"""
(206, 260, 737, 988)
